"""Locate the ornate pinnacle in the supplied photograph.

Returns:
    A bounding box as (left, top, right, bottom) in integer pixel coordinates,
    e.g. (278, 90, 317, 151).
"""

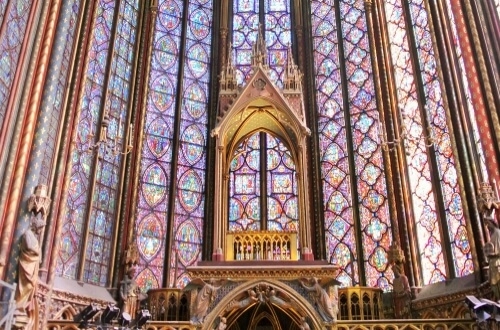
(251, 24, 268, 70)
(27, 184, 51, 218)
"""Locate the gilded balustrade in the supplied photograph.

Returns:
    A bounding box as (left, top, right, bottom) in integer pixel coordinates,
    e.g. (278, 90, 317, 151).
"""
(338, 286, 384, 321)
(147, 288, 190, 322)
(225, 231, 298, 261)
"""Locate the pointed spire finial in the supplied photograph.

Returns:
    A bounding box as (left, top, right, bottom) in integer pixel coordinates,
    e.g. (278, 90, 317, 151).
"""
(283, 44, 302, 93)
(220, 40, 238, 93)
(251, 23, 268, 69)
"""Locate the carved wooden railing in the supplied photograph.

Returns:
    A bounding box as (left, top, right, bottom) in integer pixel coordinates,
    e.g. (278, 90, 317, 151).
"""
(225, 231, 298, 261)
(147, 288, 190, 322)
(338, 286, 384, 320)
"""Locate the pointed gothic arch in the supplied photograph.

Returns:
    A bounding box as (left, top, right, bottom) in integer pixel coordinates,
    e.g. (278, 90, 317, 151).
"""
(211, 45, 312, 261)
(203, 279, 326, 330)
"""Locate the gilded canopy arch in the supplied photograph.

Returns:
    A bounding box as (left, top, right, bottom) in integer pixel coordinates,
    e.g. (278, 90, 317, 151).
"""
(203, 279, 325, 330)
(211, 52, 312, 261)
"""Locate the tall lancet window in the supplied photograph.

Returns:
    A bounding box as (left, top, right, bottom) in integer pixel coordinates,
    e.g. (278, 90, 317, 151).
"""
(0, 1, 38, 141)
(57, 0, 140, 286)
(229, 132, 299, 232)
(311, 0, 392, 289)
(384, 0, 472, 284)
(232, 0, 291, 87)
(135, 0, 214, 290)
(311, 0, 473, 288)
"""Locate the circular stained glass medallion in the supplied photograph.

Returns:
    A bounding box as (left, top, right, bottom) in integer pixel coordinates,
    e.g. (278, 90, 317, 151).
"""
(159, 0, 181, 30)
(181, 125, 205, 165)
(138, 215, 164, 261)
(189, 9, 210, 40)
(142, 163, 168, 207)
(147, 118, 171, 158)
(178, 170, 203, 212)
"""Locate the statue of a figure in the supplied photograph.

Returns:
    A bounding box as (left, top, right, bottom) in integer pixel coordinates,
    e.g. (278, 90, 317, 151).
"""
(485, 219, 500, 300)
(299, 277, 338, 322)
(265, 286, 295, 309)
(184, 278, 231, 324)
(120, 265, 143, 318)
(216, 316, 227, 330)
(299, 316, 311, 330)
(392, 263, 411, 318)
(226, 288, 259, 311)
(15, 217, 45, 328)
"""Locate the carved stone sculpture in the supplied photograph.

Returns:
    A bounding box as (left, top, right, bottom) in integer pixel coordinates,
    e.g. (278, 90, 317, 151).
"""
(184, 278, 231, 325)
(299, 277, 338, 322)
(299, 316, 310, 330)
(226, 288, 259, 311)
(120, 264, 143, 318)
(485, 219, 500, 300)
(265, 286, 295, 309)
(216, 316, 227, 330)
(392, 263, 411, 318)
(15, 217, 45, 329)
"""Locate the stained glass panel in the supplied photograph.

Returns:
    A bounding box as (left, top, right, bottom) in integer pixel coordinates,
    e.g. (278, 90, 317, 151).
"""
(264, 0, 291, 87)
(169, 0, 213, 288)
(409, 0, 472, 281)
(311, 0, 357, 287)
(233, 0, 290, 87)
(229, 132, 298, 234)
(233, 0, 259, 85)
(136, 0, 184, 291)
(57, 0, 116, 280)
(43, 0, 82, 273)
(57, 0, 139, 286)
(384, 0, 445, 285)
(137, 0, 213, 290)
(340, 2, 393, 292)
(312, 0, 392, 289)
(267, 135, 298, 232)
(229, 133, 262, 231)
(0, 0, 34, 129)
(83, 0, 139, 286)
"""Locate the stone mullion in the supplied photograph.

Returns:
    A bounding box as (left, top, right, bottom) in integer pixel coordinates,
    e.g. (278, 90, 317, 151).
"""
(373, 0, 420, 288)
(462, 0, 500, 186)
(0, 0, 47, 280)
(427, 0, 482, 279)
(112, 0, 152, 289)
(46, 0, 98, 284)
(298, 0, 325, 258)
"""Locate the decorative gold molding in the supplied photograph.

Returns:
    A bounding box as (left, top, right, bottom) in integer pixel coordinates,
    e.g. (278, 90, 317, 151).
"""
(187, 263, 339, 280)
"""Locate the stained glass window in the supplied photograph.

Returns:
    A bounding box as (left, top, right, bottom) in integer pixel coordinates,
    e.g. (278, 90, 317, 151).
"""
(384, 0, 445, 284)
(232, 0, 291, 87)
(384, 0, 472, 284)
(169, 0, 213, 288)
(38, 0, 82, 184)
(57, 0, 139, 286)
(229, 132, 299, 233)
(136, 0, 213, 291)
(229, 133, 262, 231)
(312, 0, 392, 289)
(0, 1, 36, 130)
(412, 0, 472, 280)
(266, 135, 298, 232)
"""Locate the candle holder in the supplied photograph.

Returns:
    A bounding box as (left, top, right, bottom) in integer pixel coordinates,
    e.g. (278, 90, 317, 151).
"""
(87, 110, 133, 156)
